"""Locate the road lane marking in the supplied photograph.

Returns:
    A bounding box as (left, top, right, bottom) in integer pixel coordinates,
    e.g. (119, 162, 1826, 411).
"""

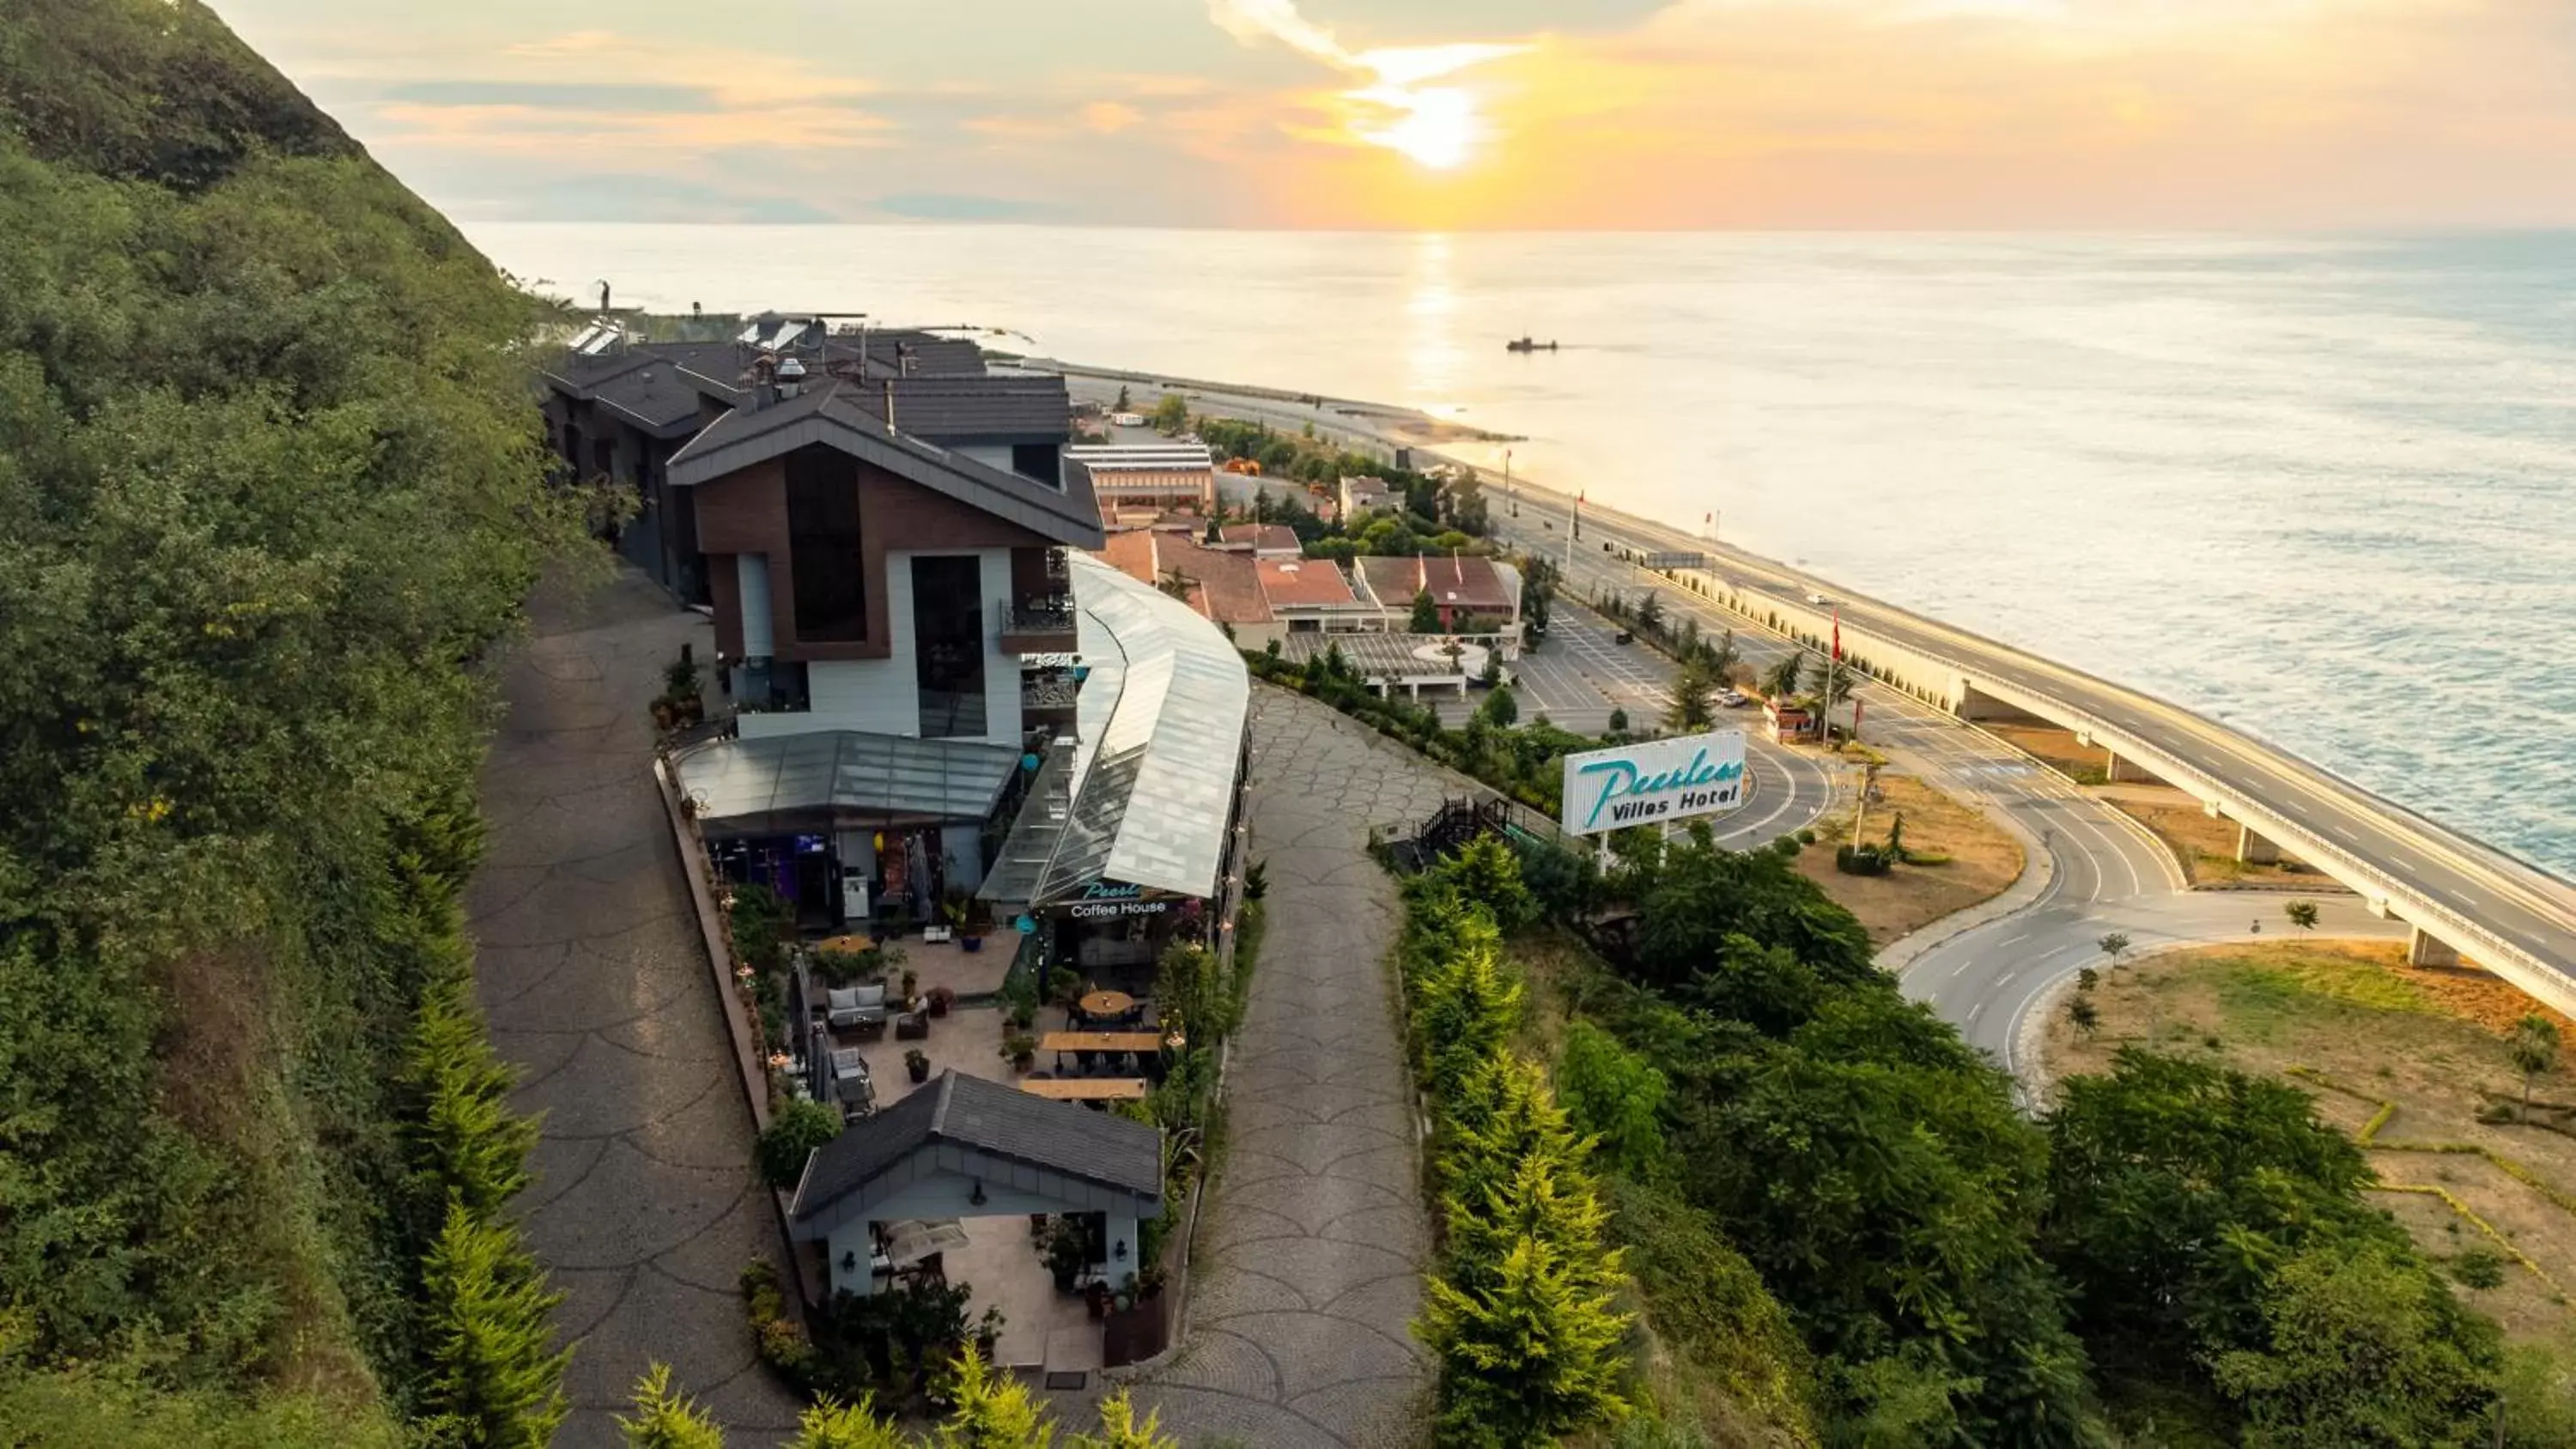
(2001, 931, 2031, 946)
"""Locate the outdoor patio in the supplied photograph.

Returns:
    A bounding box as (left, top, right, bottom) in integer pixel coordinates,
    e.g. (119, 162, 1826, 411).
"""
(805, 998, 1167, 1388)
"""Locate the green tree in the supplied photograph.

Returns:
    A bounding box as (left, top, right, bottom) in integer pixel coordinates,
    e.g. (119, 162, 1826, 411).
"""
(2066, 994, 2100, 1035)
(2283, 900, 2320, 932)
(1762, 652, 1803, 700)
(2512, 1014, 2561, 1108)
(2076, 967, 2100, 993)
(1635, 591, 1664, 637)
(617, 1364, 726, 1448)
(2096, 931, 2131, 968)
(1556, 1022, 1668, 1179)
(1440, 1052, 1585, 1210)
(1606, 707, 1630, 736)
(1412, 587, 1444, 634)
(1431, 836, 1541, 935)
(933, 1348, 1054, 1448)
(2211, 1243, 2500, 1446)
(1066, 1389, 1179, 1449)
(1414, 923, 1525, 1095)
(1706, 628, 1742, 687)
(1665, 660, 1717, 732)
(409, 973, 540, 1219)
(1478, 685, 1519, 729)
(759, 1098, 844, 1190)
(1114, 384, 1130, 410)
(789, 1397, 911, 1449)
(1419, 1228, 1631, 1449)
(1150, 393, 1188, 433)
(420, 1203, 572, 1449)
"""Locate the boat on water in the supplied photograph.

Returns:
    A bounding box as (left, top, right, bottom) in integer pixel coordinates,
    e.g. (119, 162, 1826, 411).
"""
(1506, 336, 1558, 353)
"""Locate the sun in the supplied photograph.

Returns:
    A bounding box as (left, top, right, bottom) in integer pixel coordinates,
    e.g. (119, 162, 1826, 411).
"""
(1354, 86, 1480, 170)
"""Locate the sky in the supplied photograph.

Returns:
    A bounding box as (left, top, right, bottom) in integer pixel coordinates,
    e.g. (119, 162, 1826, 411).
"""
(211, 0, 2576, 228)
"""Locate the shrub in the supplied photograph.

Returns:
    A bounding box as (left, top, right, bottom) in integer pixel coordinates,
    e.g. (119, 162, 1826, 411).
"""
(758, 1100, 843, 1191)
(616, 1363, 725, 1449)
(418, 1203, 571, 1449)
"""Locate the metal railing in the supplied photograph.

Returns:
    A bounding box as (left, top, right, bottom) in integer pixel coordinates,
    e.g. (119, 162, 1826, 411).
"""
(998, 597, 1078, 638)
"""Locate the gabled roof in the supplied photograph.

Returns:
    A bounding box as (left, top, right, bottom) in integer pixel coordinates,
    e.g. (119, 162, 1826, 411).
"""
(1256, 557, 1364, 609)
(1356, 553, 1516, 614)
(1218, 524, 1300, 555)
(665, 381, 1105, 548)
(791, 1071, 1163, 1225)
(866, 375, 1071, 441)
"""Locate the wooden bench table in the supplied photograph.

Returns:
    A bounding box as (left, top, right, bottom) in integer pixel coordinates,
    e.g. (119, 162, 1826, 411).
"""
(1019, 1077, 1149, 1102)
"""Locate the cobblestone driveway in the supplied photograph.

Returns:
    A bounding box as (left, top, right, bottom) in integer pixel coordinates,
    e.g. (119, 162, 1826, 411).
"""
(468, 573, 800, 1446)
(1138, 688, 1466, 1448)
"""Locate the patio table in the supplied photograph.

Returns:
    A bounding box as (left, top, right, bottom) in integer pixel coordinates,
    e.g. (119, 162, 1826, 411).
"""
(1019, 1077, 1149, 1102)
(1077, 990, 1135, 1020)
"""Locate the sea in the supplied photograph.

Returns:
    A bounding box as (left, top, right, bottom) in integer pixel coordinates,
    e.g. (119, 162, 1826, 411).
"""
(471, 225, 2576, 878)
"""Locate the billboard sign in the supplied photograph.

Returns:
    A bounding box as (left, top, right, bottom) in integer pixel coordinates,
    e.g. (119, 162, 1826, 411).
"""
(1641, 551, 1708, 571)
(1560, 730, 1747, 837)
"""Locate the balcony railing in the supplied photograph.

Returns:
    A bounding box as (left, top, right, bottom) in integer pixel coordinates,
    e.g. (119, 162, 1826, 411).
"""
(999, 598, 1078, 642)
(1021, 676, 1080, 710)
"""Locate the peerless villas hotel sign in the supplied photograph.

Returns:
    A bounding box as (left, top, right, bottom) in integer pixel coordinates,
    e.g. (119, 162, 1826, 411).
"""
(1560, 730, 1749, 837)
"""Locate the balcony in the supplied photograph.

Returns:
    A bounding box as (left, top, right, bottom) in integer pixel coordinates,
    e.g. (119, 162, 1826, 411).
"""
(1021, 674, 1080, 725)
(996, 596, 1079, 654)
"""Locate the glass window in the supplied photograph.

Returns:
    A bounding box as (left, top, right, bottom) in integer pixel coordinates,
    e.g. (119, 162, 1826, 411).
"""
(786, 448, 866, 640)
(1012, 442, 1061, 488)
(914, 556, 987, 738)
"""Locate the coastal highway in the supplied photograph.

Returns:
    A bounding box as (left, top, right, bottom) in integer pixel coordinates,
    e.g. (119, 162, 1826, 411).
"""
(1489, 484, 2576, 1015)
(1042, 363, 2576, 1044)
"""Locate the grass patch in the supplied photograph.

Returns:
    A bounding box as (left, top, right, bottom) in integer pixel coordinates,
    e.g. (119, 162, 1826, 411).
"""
(2049, 938, 2576, 1346)
(1793, 771, 2025, 945)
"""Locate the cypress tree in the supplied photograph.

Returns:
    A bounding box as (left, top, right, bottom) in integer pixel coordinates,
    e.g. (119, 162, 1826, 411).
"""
(408, 973, 538, 1218)
(1067, 1390, 1180, 1449)
(789, 1392, 910, 1449)
(933, 1348, 1054, 1448)
(1419, 1231, 1631, 1449)
(617, 1363, 726, 1448)
(420, 1202, 571, 1449)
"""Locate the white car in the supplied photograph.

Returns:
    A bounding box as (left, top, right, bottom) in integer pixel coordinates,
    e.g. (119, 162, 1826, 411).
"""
(1805, 591, 1832, 606)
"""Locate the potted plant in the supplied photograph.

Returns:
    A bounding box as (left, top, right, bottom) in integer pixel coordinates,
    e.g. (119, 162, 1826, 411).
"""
(1043, 1221, 1086, 1294)
(1084, 1278, 1110, 1321)
(1008, 1002, 1036, 1033)
(1000, 1032, 1038, 1073)
(926, 985, 956, 1018)
(975, 1306, 1005, 1363)
(904, 1047, 931, 1084)
(899, 967, 919, 1005)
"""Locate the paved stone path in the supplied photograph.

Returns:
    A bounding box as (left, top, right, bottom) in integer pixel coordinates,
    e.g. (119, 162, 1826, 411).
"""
(468, 572, 800, 1446)
(1138, 688, 1460, 1448)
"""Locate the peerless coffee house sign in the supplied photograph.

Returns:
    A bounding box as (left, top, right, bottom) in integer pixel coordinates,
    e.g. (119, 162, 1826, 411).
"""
(1560, 730, 1748, 837)
(1060, 880, 1173, 919)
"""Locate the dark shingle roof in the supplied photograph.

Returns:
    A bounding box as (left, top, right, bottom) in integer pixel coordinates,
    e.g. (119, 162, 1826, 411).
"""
(869, 375, 1070, 441)
(792, 1071, 1163, 1222)
(666, 380, 1104, 548)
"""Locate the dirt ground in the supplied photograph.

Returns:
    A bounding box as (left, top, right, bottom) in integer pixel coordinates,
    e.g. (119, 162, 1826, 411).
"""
(2044, 939, 2576, 1343)
(1986, 722, 2111, 782)
(1794, 772, 2025, 945)
(2097, 784, 2325, 888)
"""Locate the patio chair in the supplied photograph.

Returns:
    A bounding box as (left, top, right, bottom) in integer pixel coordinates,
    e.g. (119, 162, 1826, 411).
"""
(827, 983, 888, 1034)
(829, 1047, 874, 1118)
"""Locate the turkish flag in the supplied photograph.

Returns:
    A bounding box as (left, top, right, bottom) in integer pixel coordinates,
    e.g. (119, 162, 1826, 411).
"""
(1832, 608, 1842, 661)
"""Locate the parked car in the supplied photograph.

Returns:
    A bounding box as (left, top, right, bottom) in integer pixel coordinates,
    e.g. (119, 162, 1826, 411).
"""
(1719, 690, 1750, 708)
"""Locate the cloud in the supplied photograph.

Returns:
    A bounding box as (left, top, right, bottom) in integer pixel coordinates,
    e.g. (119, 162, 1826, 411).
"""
(1200, 0, 1535, 167)
(1081, 101, 1145, 134)
(873, 192, 1060, 221)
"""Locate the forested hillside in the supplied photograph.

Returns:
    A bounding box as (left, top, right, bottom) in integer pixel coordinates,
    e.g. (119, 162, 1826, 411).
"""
(0, 0, 586, 1439)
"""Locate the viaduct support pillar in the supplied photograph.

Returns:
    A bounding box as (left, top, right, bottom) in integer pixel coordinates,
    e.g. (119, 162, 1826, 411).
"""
(2235, 824, 2281, 865)
(2408, 927, 2462, 968)
(2105, 751, 2157, 785)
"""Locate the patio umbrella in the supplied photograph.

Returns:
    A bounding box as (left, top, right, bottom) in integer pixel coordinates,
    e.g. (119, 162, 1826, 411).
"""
(880, 1218, 971, 1269)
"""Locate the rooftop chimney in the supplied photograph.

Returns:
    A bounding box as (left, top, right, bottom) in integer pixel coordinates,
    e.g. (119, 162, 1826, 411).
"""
(776, 355, 806, 400)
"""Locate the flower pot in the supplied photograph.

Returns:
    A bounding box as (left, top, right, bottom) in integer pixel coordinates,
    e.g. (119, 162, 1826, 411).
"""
(960, 934, 983, 954)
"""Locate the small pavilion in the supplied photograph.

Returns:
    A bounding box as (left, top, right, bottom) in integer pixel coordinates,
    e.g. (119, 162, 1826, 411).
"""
(788, 1070, 1163, 1300)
